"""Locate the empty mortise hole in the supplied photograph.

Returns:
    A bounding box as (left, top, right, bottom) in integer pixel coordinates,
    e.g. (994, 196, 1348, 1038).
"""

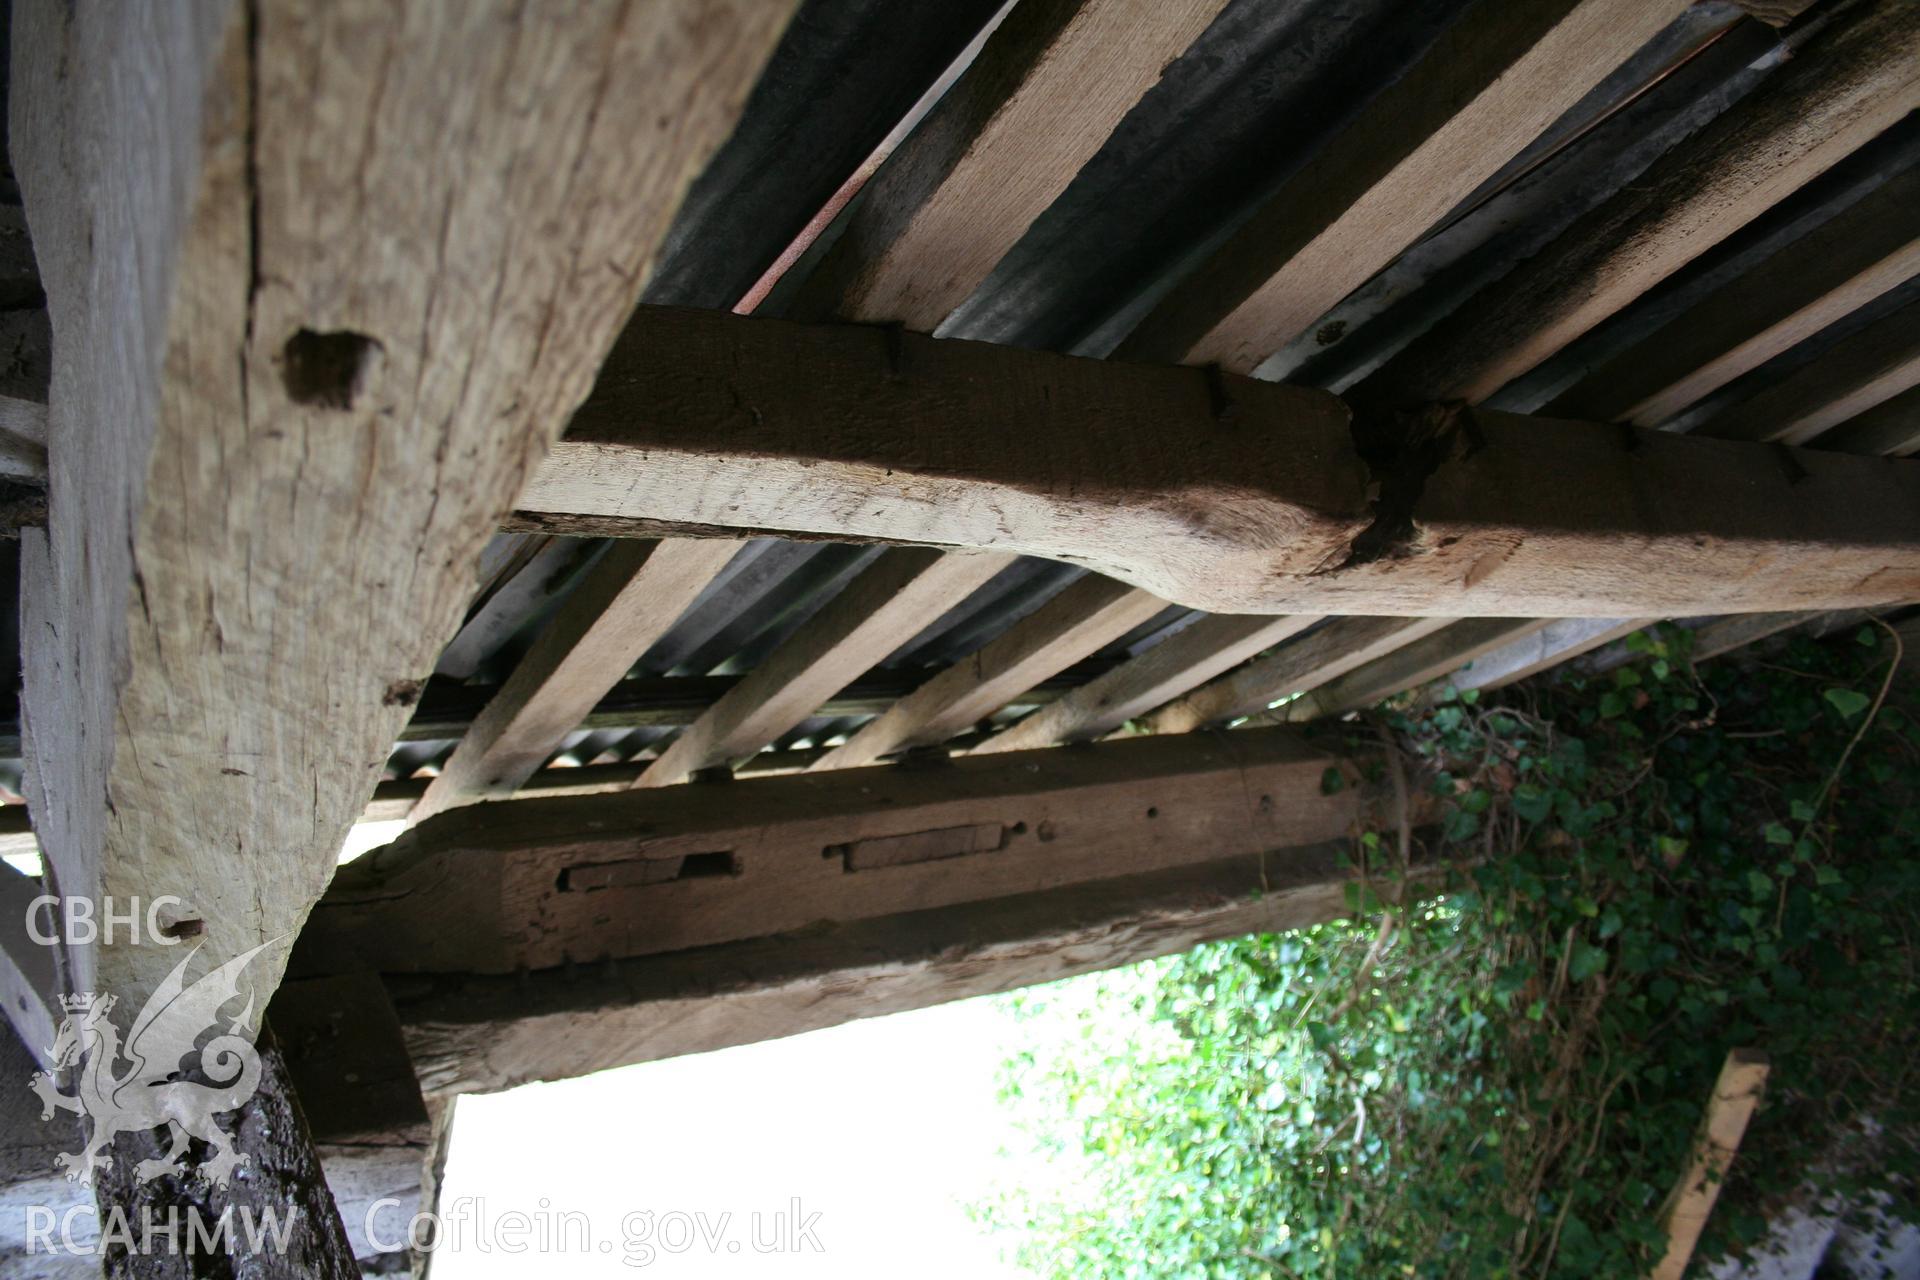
(675, 850, 737, 880)
(161, 918, 205, 940)
(1145, 806, 1159, 819)
(281, 328, 382, 410)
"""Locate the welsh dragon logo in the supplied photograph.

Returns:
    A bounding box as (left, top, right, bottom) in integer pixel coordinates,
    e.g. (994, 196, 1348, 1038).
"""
(26, 942, 277, 1188)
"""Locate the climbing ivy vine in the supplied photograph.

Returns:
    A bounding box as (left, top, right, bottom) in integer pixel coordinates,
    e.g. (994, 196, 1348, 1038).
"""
(983, 622, 1918, 1278)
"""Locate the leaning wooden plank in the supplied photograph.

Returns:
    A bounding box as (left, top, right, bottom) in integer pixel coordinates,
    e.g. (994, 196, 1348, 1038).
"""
(974, 613, 1319, 754)
(1353, 0, 1920, 409)
(1446, 616, 1656, 693)
(1650, 1048, 1771, 1280)
(409, 539, 743, 824)
(295, 726, 1384, 977)
(394, 844, 1445, 1095)
(1689, 611, 1834, 663)
(637, 548, 1012, 786)
(1542, 167, 1920, 426)
(1696, 298, 1920, 445)
(522, 307, 1920, 617)
(1284, 619, 1551, 721)
(1146, 616, 1453, 733)
(1114, 0, 1687, 371)
(785, 0, 1231, 330)
(10, 0, 794, 1030)
(811, 573, 1167, 771)
(1807, 382, 1920, 457)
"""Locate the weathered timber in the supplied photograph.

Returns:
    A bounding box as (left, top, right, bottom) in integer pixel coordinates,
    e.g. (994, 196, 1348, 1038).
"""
(410, 539, 742, 823)
(521, 307, 1920, 618)
(637, 548, 1012, 786)
(392, 844, 1450, 1096)
(1283, 619, 1552, 721)
(1809, 382, 1920, 457)
(1146, 616, 1453, 733)
(1442, 616, 1656, 693)
(1354, 0, 1920, 409)
(1544, 166, 1920, 426)
(9, 0, 793, 1031)
(1115, 0, 1687, 371)
(810, 574, 1168, 771)
(1650, 1049, 1771, 1280)
(294, 727, 1383, 977)
(1696, 296, 1920, 445)
(785, 0, 1232, 330)
(973, 613, 1319, 753)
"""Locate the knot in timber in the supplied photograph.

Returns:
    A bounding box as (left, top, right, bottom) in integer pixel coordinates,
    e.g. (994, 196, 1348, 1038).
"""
(1332, 400, 1483, 572)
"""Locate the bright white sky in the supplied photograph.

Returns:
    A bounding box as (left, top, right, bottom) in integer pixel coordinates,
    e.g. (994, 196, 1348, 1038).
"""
(433, 995, 1041, 1278)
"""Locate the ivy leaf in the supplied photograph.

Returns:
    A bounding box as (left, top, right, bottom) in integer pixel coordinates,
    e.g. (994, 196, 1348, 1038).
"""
(1824, 687, 1871, 720)
(1568, 941, 1608, 982)
(1763, 823, 1792, 846)
(1320, 767, 1346, 796)
(1512, 784, 1553, 824)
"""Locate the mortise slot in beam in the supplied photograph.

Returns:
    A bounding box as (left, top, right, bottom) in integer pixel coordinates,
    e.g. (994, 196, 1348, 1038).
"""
(829, 822, 1007, 873)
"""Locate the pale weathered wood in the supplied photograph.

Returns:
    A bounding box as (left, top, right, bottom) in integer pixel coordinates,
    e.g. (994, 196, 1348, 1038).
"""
(811, 574, 1167, 771)
(0, 395, 46, 482)
(1283, 619, 1552, 721)
(1697, 298, 1920, 445)
(10, 0, 793, 1021)
(1542, 167, 1920, 426)
(1809, 382, 1920, 457)
(409, 539, 742, 824)
(1354, 0, 1920, 409)
(1650, 1048, 1771, 1280)
(297, 726, 1381, 977)
(393, 841, 1446, 1096)
(638, 548, 1013, 786)
(1445, 616, 1656, 693)
(525, 307, 1920, 618)
(785, 0, 1230, 330)
(975, 613, 1319, 753)
(1115, 0, 1687, 372)
(1146, 616, 1452, 733)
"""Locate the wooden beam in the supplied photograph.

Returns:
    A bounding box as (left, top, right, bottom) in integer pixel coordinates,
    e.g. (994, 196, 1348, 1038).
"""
(785, 0, 1231, 330)
(392, 843, 1443, 1096)
(409, 539, 741, 824)
(1650, 1048, 1770, 1280)
(637, 548, 1012, 786)
(295, 725, 1386, 978)
(1808, 381, 1920, 457)
(1283, 618, 1551, 721)
(1542, 167, 1920, 426)
(1697, 297, 1920, 445)
(523, 307, 1920, 618)
(810, 573, 1167, 771)
(1146, 616, 1453, 733)
(1114, 0, 1688, 371)
(1353, 0, 1920, 409)
(10, 0, 793, 1021)
(975, 613, 1318, 753)
(1444, 616, 1655, 693)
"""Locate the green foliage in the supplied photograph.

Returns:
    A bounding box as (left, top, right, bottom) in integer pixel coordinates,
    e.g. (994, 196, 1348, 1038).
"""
(984, 623, 1920, 1278)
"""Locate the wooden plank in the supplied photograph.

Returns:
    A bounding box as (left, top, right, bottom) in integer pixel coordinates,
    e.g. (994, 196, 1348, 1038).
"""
(1447, 616, 1656, 693)
(1650, 1048, 1771, 1280)
(1808, 382, 1920, 457)
(1542, 168, 1920, 426)
(1697, 298, 1920, 445)
(1114, 0, 1687, 371)
(409, 539, 742, 824)
(10, 0, 793, 1021)
(294, 725, 1383, 977)
(811, 574, 1167, 771)
(637, 548, 1012, 786)
(1146, 616, 1453, 733)
(785, 0, 1231, 330)
(1353, 0, 1920, 409)
(975, 613, 1319, 753)
(525, 307, 1920, 618)
(393, 843, 1444, 1095)
(1284, 619, 1551, 721)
